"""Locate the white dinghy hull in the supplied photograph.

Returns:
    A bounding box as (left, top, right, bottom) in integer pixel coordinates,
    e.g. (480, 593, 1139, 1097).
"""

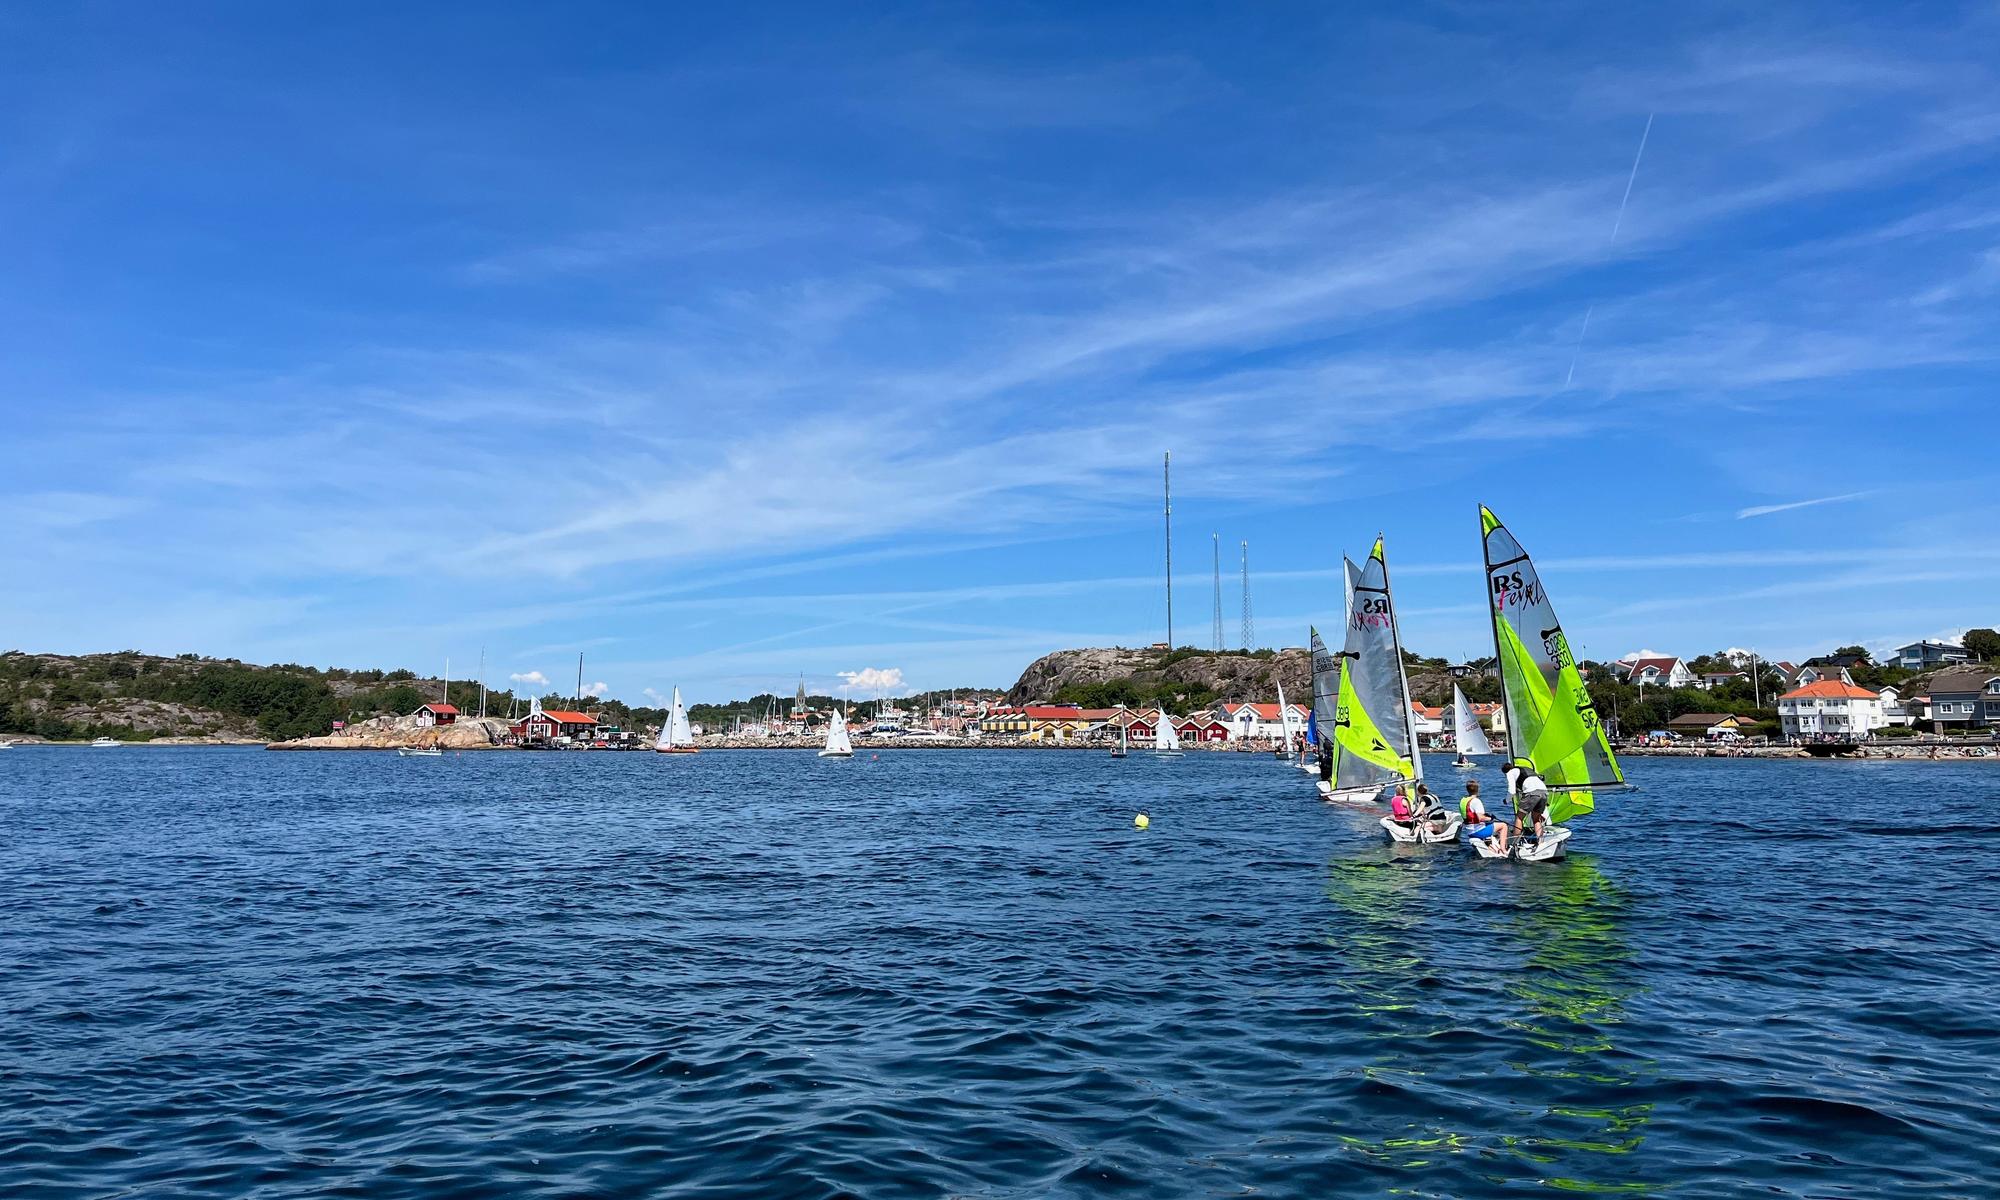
(1379, 816, 1463, 845)
(1469, 825, 1572, 861)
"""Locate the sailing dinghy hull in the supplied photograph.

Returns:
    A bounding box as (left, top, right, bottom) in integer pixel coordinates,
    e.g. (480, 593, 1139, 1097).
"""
(1469, 826, 1572, 862)
(1379, 816, 1463, 845)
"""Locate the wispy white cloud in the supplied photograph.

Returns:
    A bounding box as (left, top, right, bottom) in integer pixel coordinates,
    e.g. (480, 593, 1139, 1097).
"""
(1736, 491, 1876, 519)
(508, 670, 550, 686)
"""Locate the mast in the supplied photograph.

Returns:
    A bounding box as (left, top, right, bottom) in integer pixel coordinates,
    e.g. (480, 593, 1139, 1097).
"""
(1211, 534, 1223, 651)
(443, 657, 450, 710)
(1240, 540, 1254, 650)
(1163, 451, 1174, 649)
(476, 646, 486, 719)
(575, 653, 584, 708)
(1479, 506, 1521, 762)
(1378, 534, 1423, 785)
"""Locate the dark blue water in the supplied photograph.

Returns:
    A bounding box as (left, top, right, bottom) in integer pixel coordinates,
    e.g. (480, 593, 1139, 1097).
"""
(2, 747, 1995, 1197)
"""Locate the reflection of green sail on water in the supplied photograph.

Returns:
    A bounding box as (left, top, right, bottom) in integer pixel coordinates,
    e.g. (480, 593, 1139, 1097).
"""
(1318, 848, 1654, 1186)
(1480, 506, 1623, 823)
(1320, 853, 1470, 1167)
(1328, 539, 1421, 800)
(1499, 857, 1656, 1190)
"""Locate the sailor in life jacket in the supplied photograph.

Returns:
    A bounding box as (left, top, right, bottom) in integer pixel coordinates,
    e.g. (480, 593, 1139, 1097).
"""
(1504, 761, 1552, 838)
(1459, 780, 1509, 852)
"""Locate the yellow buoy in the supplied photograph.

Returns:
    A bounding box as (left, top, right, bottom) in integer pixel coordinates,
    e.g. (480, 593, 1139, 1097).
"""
(1134, 813, 1150, 829)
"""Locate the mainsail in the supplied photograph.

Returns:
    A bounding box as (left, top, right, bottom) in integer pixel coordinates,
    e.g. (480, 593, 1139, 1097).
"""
(1327, 538, 1421, 799)
(1276, 681, 1297, 748)
(1309, 626, 1339, 743)
(1479, 505, 1623, 821)
(1452, 684, 1493, 756)
(1153, 710, 1181, 752)
(824, 707, 853, 756)
(665, 687, 694, 747)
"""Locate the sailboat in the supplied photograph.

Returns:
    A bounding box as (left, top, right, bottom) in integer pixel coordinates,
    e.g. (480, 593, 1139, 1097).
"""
(1305, 626, 1336, 777)
(1316, 538, 1457, 843)
(1274, 681, 1298, 761)
(1110, 706, 1129, 758)
(819, 706, 854, 758)
(1151, 709, 1184, 757)
(655, 687, 699, 754)
(1474, 505, 1625, 861)
(1451, 683, 1492, 768)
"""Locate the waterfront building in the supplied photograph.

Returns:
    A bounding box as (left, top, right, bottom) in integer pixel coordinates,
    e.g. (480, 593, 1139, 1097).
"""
(1877, 685, 1914, 727)
(1174, 713, 1230, 742)
(1699, 671, 1747, 690)
(511, 697, 598, 744)
(1777, 680, 1885, 739)
(1666, 712, 1748, 739)
(413, 702, 458, 726)
(1925, 669, 2000, 732)
(1219, 702, 1308, 742)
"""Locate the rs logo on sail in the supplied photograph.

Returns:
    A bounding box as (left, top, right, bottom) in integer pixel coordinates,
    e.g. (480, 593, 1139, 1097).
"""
(1490, 571, 1543, 610)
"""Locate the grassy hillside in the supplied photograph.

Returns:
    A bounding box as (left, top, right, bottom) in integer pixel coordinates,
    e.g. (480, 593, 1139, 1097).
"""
(0, 652, 552, 742)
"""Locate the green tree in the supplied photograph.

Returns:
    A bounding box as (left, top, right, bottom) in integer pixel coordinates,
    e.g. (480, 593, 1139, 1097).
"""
(1963, 628, 2000, 663)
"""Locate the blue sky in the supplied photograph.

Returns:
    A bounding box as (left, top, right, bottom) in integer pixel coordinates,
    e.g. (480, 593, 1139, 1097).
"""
(4, 2, 1999, 702)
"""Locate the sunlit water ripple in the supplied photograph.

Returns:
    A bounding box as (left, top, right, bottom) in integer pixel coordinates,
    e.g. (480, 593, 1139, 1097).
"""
(2, 747, 1995, 1197)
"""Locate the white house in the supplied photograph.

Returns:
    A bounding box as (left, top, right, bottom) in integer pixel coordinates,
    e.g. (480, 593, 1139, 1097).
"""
(1793, 663, 1856, 687)
(1777, 680, 1886, 739)
(1220, 702, 1308, 742)
(1876, 685, 1914, 727)
(1410, 703, 1445, 741)
(1618, 655, 1698, 690)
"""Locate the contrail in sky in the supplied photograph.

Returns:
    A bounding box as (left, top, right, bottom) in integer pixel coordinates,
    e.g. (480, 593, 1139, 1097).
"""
(1565, 111, 1655, 388)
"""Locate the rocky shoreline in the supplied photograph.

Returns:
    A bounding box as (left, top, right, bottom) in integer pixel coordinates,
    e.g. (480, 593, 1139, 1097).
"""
(1621, 743, 1996, 760)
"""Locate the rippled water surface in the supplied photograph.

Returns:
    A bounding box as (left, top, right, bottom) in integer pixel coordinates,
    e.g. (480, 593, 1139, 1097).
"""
(3, 746, 1996, 1197)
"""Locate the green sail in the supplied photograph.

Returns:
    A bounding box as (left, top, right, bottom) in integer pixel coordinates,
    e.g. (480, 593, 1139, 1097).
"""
(1481, 506, 1622, 823)
(1329, 540, 1417, 795)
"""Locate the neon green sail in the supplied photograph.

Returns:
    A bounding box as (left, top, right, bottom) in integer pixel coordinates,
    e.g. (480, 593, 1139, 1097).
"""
(1328, 539, 1420, 795)
(1333, 653, 1413, 781)
(1481, 506, 1622, 823)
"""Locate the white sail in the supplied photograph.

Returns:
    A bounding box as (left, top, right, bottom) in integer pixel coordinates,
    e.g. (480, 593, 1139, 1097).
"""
(823, 708, 853, 756)
(1452, 684, 1493, 756)
(1153, 710, 1181, 751)
(1276, 682, 1297, 745)
(668, 687, 695, 747)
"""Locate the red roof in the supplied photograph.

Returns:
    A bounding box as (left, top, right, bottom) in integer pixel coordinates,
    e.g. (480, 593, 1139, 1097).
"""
(539, 709, 597, 723)
(1625, 656, 1684, 678)
(1022, 705, 1087, 719)
(1779, 680, 1878, 701)
(421, 703, 459, 714)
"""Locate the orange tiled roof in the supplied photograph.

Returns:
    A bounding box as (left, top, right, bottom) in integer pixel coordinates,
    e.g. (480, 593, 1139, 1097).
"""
(1778, 681, 1877, 701)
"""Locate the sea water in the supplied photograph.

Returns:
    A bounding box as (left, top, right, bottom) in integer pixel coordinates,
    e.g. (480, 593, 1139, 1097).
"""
(1, 747, 1994, 1197)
